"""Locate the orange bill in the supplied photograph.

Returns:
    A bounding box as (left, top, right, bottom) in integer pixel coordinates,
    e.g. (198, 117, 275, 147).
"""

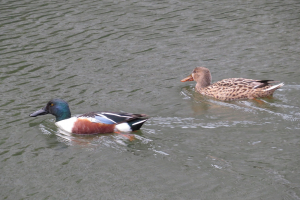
(181, 74, 194, 82)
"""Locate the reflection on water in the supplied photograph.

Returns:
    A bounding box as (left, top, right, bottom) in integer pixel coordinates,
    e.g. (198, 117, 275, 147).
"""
(181, 85, 300, 123)
(38, 122, 170, 156)
(56, 131, 129, 152)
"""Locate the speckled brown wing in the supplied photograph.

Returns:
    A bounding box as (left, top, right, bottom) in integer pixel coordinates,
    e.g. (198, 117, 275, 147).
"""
(198, 78, 280, 101)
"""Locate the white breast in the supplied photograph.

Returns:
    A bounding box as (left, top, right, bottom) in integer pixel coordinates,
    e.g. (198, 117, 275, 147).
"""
(55, 117, 77, 133)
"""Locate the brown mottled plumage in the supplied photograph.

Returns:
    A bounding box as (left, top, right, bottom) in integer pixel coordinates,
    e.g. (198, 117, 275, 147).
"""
(181, 67, 284, 101)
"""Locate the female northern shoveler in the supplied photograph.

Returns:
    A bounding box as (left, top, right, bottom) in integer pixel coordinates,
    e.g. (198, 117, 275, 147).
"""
(181, 67, 284, 101)
(29, 99, 149, 135)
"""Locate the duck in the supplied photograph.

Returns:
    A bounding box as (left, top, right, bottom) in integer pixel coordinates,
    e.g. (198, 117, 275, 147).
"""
(181, 67, 284, 101)
(29, 99, 149, 135)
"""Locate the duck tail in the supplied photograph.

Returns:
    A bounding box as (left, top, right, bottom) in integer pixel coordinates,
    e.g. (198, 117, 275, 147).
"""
(115, 114, 149, 132)
(263, 82, 284, 91)
(127, 118, 149, 131)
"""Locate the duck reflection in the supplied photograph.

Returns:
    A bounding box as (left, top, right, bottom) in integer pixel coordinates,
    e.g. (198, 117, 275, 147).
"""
(55, 128, 138, 148)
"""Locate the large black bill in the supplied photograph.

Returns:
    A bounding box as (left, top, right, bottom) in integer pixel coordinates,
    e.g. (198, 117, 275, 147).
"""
(29, 107, 49, 117)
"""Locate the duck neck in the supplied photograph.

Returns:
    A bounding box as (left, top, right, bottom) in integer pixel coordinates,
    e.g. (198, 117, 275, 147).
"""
(55, 110, 71, 122)
(195, 73, 211, 91)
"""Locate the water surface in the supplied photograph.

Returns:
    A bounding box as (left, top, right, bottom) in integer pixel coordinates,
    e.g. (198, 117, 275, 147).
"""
(1, 0, 300, 199)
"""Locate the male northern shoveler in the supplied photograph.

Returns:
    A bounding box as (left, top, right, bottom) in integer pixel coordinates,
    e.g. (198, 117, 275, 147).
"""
(29, 99, 149, 135)
(181, 67, 284, 101)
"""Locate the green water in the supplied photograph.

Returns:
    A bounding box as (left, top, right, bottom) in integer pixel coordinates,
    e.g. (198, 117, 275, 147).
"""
(1, 0, 299, 199)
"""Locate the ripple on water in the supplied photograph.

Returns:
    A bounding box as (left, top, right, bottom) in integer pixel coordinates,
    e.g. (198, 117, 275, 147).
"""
(181, 85, 300, 125)
(35, 120, 170, 157)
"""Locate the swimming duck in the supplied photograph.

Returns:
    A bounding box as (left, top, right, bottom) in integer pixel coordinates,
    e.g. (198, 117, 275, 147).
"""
(181, 67, 284, 101)
(29, 99, 149, 135)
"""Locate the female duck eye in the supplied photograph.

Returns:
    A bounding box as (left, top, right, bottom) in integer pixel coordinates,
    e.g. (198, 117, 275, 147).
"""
(50, 103, 54, 106)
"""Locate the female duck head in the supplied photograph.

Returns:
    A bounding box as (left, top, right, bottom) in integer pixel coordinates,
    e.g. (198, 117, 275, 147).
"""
(181, 67, 212, 88)
(30, 99, 71, 122)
